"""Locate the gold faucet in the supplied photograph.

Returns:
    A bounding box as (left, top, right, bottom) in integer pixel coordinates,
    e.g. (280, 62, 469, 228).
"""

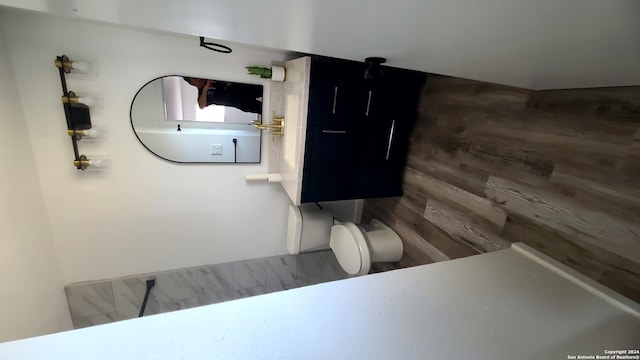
(252, 112, 284, 136)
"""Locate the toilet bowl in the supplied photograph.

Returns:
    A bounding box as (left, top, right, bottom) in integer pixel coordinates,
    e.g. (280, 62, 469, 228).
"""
(287, 204, 403, 276)
(330, 219, 403, 275)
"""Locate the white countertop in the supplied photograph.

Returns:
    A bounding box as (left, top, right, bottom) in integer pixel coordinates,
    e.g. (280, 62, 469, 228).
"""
(279, 56, 311, 205)
(1, 243, 638, 359)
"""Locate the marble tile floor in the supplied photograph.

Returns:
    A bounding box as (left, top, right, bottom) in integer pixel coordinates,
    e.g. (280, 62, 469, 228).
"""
(65, 250, 354, 329)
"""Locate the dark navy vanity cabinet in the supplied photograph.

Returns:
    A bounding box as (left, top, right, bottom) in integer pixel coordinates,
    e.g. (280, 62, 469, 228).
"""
(300, 57, 427, 203)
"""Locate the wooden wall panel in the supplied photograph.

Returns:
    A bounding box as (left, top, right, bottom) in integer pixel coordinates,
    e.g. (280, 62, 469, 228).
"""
(405, 168, 506, 229)
(486, 176, 640, 262)
(394, 221, 450, 263)
(363, 75, 640, 302)
(423, 199, 510, 253)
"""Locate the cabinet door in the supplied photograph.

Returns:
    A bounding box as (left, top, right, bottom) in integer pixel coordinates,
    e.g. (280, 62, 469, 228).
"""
(358, 98, 404, 197)
(357, 68, 426, 198)
(301, 126, 363, 202)
(358, 116, 410, 198)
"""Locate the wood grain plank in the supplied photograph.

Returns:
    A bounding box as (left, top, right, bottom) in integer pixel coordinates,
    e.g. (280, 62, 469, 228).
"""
(404, 167, 506, 229)
(399, 187, 428, 214)
(424, 75, 531, 106)
(394, 221, 450, 262)
(398, 252, 430, 268)
(633, 129, 640, 156)
(527, 87, 640, 124)
(456, 129, 557, 182)
(406, 156, 488, 197)
(465, 124, 632, 159)
(423, 90, 530, 109)
(486, 176, 640, 262)
(550, 164, 640, 222)
(419, 103, 529, 131)
(551, 163, 640, 189)
(462, 127, 629, 174)
(423, 198, 510, 253)
(621, 129, 640, 178)
(388, 196, 436, 241)
(398, 235, 435, 267)
(394, 195, 480, 260)
(454, 149, 554, 190)
(520, 113, 637, 146)
(428, 230, 479, 259)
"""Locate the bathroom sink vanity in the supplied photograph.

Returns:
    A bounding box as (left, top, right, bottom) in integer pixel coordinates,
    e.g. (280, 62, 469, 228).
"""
(280, 56, 427, 205)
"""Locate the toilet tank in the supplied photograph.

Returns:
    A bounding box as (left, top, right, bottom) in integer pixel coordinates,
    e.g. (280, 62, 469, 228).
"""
(286, 204, 333, 255)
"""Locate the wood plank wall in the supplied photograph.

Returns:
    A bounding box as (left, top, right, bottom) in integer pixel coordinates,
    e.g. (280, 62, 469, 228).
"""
(362, 75, 640, 302)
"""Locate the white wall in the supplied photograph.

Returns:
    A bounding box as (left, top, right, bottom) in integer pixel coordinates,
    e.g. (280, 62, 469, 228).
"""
(0, 22, 73, 342)
(1, 10, 295, 284)
(1, 0, 639, 90)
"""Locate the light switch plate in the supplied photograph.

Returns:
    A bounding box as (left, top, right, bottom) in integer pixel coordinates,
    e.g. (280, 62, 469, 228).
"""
(211, 144, 222, 155)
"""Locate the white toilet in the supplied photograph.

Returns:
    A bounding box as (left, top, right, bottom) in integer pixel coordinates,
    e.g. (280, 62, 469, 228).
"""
(286, 204, 403, 275)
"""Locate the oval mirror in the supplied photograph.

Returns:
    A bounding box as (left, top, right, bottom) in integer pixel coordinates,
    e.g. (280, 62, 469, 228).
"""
(130, 75, 263, 163)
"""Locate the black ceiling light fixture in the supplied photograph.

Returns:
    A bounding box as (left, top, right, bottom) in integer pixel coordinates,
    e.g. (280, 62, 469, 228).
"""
(364, 57, 387, 80)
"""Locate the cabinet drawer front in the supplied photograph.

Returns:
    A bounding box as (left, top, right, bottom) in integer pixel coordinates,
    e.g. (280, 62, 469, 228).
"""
(308, 58, 366, 127)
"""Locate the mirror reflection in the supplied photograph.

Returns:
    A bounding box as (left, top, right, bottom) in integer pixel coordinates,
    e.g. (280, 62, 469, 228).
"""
(182, 77, 263, 114)
(130, 76, 263, 163)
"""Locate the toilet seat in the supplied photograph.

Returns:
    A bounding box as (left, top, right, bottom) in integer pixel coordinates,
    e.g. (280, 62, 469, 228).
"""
(330, 223, 372, 275)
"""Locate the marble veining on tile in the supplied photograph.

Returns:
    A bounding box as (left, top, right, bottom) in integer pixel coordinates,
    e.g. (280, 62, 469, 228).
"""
(235, 286, 269, 300)
(112, 277, 161, 321)
(154, 269, 199, 303)
(148, 298, 199, 316)
(65, 282, 116, 319)
(296, 251, 349, 286)
(233, 259, 266, 290)
(72, 312, 116, 329)
(67, 250, 358, 329)
(195, 263, 235, 305)
(265, 255, 298, 292)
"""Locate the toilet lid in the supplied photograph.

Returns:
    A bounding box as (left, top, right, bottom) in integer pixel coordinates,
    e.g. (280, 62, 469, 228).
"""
(330, 223, 371, 275)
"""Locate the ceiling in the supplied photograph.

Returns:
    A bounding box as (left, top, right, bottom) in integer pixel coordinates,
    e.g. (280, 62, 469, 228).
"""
(1, 0, 639, 89)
